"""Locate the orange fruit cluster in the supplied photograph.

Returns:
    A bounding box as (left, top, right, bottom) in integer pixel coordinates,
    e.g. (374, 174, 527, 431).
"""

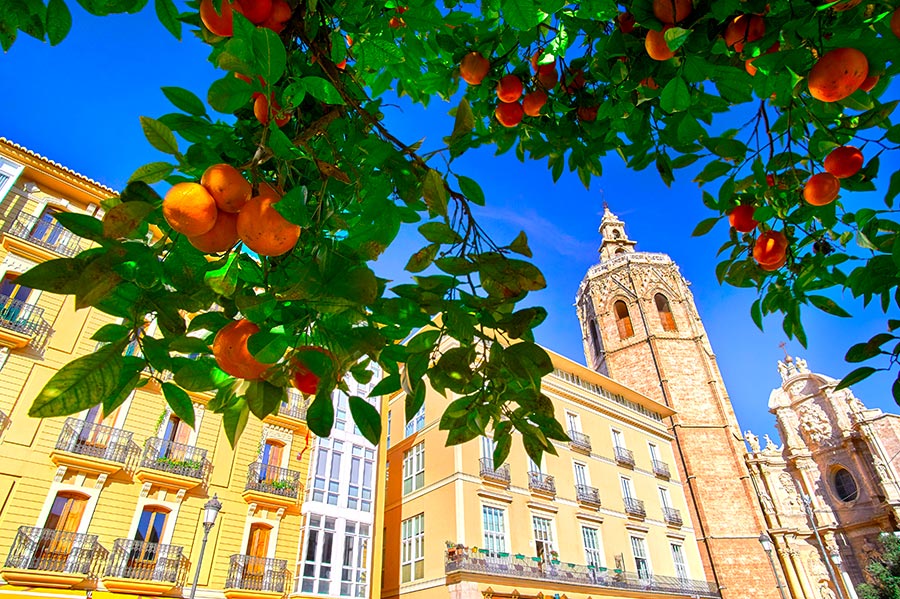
(199, 0, 291, 37)
(753, 230, 789, 271)
(808, 47, 869, 103)
(212, 319, 274, 380)
(803, 145, 864, 207)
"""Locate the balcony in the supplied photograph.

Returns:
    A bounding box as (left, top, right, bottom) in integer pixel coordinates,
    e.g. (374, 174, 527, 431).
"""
(444, 548, 719, 598)
(0, 295, 51, 351)
(102, 539, 189, 595)
(224, 555, 289, 599)
(4, 211, 87, 258)
(135, 437, 210, 490)
(263, 391, 307, 431)
(614, 446, 635, 468)
(0, 409, 9, 439)
(652, 459, 670, 478)
(50, 418, 140, 475)
(1, 526, 108, 588)
(664, 507, 683, 527)
(528, 471, 556, 497)
(575, 484, 601, 508)
(243, 462, 303, 509)
(479, 457, 510, 487)
(568, 429, 592, 454)
(624, 497, 646, 518)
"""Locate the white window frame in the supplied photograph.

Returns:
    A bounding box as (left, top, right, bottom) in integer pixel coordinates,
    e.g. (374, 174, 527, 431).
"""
(565, 411, 581, 433)
(659, 486, 672, 510)
(405, 404, 425, 437)
(671, 542, 689, 580)
(620, 476, 635, 500)
(531, 515, 556, 562)
(400, 513, 425, 583)
(481, 505, 507, 557)
(581, 525, 604, 568)
(612, 429, 625, 450)
(630, 535, 651, 580)
(402, 442, 425, 495)
(573, 461, 590, 487)
(648, 442, 660, 462)
(299, 514, 337, 594)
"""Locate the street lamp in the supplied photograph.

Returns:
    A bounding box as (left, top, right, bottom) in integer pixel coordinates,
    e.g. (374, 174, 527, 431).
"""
(189, 494, 222, 599)
(758, 532, 788, 599)
(801, 493, 847, 599)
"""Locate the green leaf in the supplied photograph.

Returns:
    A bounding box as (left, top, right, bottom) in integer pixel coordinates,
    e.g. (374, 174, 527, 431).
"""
(307, 391, 335, 437)
(419, 222, 462, 245)
(807, 295, 851, 318)
(174, 358, 230, 391)
(501, 0, 545, 30)
(422, 169, 448, 217)
(692, 217, 720, 237)
(103, 201, 155, 239)
(405, 244, 439, 273)
(369, 373, 401, 396)
(660, 77, 691, 113)
(299, 77, 345, 105)
(154, 0, 181, 40)
(207, 75, 253, 114)
(245, 380, 285, 419)
(17, 257, 90, 295)
(457, 175, 485, 206)
(128, 161, 174, 184)
(91, 323, 132, 342)
(139, 116, 179, 155)
(162, 382, 195, 428)
(492, 433, 511, 467)
(750, 299, 763, 331)
(205, 252, 239, 296)
(835, 366, 878, 390)
(252, 26, 287, 84)
(349, 396, 381, 445)
(103, 357, 144, 417)
(448, 97, 475, 144)
(247, 329, 289, 363)
(54, 212, 105, 241)
(508, 231, 532, 258)
(29, 345, 125, 417)
(223, 396, 249, 447)
(504, 342, 553, 389)
(161, 87, 205, 116)
(46, 0, 72, 45)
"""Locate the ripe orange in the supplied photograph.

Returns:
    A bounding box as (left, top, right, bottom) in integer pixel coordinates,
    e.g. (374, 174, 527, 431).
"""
(618, 11, 636, 34)
(753, 230, 788, 270)
(163, 182, 218, 237)
(188, 210, 239, 253)
(201, 163, 252, 213)
(199, 0, 236, 36)
(653, 0, 692, 24)
(577, 105, 599, 122)
(824, 146, 863, 179)
(530, 52, 556, 74)
(523, 91, 547, 117)
(808, 47, 868, 102)
(646, 27, 675, 61)
(260, 0, 290, 32)
(236, 182, 302, 256)
(213, 319, 274, 380)
(728, 205, 758, 233)
(724, 14, 765, 53)
(497, 75, 524, 103)
(460, 52, 490, 85)
(537, 68, 559, 89)
(562, 69, 585, 93)
(389, 16, 405, 28)
(254, 93, 292, 127)
(292, 346, 336, 394)
(859, 74, 879, 92)
(892, 8, 900, 40)
(495, 102, 524, 127)
(640, 77, 660, 90)
(803, 173, 841, 206)
(238, 0, 272, 24)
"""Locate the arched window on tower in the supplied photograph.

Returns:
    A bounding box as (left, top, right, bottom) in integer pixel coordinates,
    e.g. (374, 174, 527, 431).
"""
(589, 319, 603, 356)
(655, 294, 676, 332)
(614, 301, 634, 339)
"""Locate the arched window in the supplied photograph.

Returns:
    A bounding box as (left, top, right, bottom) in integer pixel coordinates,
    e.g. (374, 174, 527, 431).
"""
(589, 320, 602, 356)
(614, 301, 634, 339)
(655, 294, 677, 332)
(832, 468, 858, 502)
(615, 248, 626, 255)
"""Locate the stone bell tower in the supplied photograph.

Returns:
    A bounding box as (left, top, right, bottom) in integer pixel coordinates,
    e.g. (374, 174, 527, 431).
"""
(575, 205, 783, 599)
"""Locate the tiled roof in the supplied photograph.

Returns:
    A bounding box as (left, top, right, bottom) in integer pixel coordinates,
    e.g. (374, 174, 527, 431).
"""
(0, 137, 118, 195)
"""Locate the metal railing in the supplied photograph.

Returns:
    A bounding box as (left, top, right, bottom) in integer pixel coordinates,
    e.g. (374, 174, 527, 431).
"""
(4, 526, 107, 578)
(104, 539, 188, 586)
(0, 409, 9, 438)
(246, 462, 302, 499)
(278, 397, 307, 421)
(528, 471, 556, 495)
(444, 549, 719, 597)
(0, 295, 51, 349)
(225, 555, 289, 593)
(5, 211, 87, 257)
(140, 437, 210, 481)
(568, 429, 592, 453)
(624, 497, 646, 518)
(576, 484, 601, 506)
(56, 418, 140, 466)
(652, 459, 670, 478)
(663, 507, 683, 526)
(479, 458, 510, 486)
(614, 446, 635, 467)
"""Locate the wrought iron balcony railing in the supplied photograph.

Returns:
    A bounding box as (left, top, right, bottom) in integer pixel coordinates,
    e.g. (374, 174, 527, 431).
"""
(0, 295, 51, 349)
(104, 539, 188, 586)
(140, 437, 210, 481)
(614, 446, 635, 467)
(568, 429, 592, 453)
(4, 526, 107, 578)
(278, 397, 307, 421)
(664, 507, 683, 526)
(624, 497, 646, 518)
(56, 418, 140, 465)
(444, 548, 719, 598)
(528, 471, 556, 496)
(6, 211, 87, 257)
(246, 462, 302, 499)
(652, 459, 670, 478)
(575, 484, 601, 506)
(479, 458, 510, 486)
(225, 554, 289, 593)
(0, 409, 9, 438)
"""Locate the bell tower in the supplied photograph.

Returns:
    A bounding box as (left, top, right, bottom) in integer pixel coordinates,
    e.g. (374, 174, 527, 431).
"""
(575, 206, 783, 599)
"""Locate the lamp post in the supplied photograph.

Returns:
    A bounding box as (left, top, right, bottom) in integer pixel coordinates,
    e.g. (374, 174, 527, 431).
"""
(758, 532, 788, 599)
(801, 493, 846, 599)
(189, 494, 222, 599)
(829, 548, 858, 599)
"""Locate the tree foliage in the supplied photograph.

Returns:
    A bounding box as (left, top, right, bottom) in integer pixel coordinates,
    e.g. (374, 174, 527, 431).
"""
(858, 534, 900, 599)
(3, 0, 900, 465)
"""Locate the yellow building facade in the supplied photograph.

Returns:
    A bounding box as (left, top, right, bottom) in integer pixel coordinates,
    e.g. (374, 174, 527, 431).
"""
(0, 137, 312, 599)
(380, 346, 719, 599)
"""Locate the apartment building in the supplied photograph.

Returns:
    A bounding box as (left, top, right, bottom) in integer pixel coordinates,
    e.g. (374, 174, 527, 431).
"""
(381, 346, 718, 599)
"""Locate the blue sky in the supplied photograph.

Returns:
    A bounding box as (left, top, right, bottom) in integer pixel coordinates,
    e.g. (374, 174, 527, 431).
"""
(2, 7, 899, 445)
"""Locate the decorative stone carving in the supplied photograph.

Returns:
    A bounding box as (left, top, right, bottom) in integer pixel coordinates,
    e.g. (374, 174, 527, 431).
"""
(763, 434, 781, 455)
(745, 431, 760, 453)
(818, 581, 836, 599)
(759, 490, 776, 513)
(797, 403, 833, 447)
(53, 466, 67, 483)
(779, 473, 800, 509)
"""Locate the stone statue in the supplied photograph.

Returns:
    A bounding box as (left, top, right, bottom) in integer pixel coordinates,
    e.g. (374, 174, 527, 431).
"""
(745, 431, 760, 453)
(797, 404, 833, 447)
(875, 457, 892, 482)
(763, 434, 780, 454)
(818, 582, 836, 599)
(759, 490, 776, 513)
(796, 357, 809, 373)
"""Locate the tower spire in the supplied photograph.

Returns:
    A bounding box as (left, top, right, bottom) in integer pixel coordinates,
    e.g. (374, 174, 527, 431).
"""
(598, 204, 637, 261)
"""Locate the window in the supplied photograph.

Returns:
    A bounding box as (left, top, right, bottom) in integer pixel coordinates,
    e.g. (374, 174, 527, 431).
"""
(671, 543, 688, 580)
(347, 445, 374, 511)
(134, 506, 168, 545)
(0, 273, 36, 329)
(161, 413, 192, 445)
(620, 476, 635, 500)
(614, 300, 634, 339)
(301, 515, 336, 594)
(532, 516, 555, 562)
(482, 506, 506, 556)
(581, 526, 603, 568)
(335, 395, 348, 431)
(655, 294, 677, 331)
(261, 439, 284, 481)
(481, 436, 497, 466)
(386, 410, 391, 447)
(44, 492, 88, 532)
(246, 523, 271, 558)
(630, 536, 651, 580)
(405, 404, 425, 437)
(833, 467, 858, 502)
(566, 412, 581, 433)
(588, 319, 603, 356)
(612, 429, 625, 450)
(573, 462, 589, 487)
(401, 514, 424, 583)
(312, 439, 343, 505)
(402, 442, 425, 495)
(528, 457, 543, 474)
(648, 443, 660, 462)
(341, 521, 370, 597)
(659, 487, 672, 510)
